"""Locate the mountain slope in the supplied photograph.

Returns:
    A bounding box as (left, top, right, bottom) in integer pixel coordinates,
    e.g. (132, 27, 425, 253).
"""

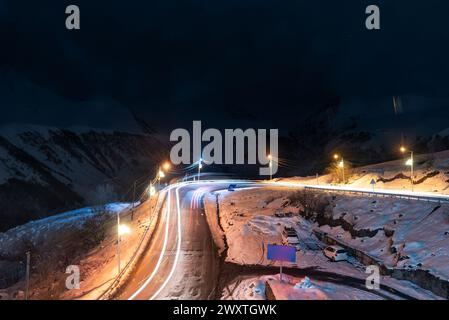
(0, 124, 168, 231)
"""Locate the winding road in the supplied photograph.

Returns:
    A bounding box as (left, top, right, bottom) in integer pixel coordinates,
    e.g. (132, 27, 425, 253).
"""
(115, 180, 445, 300)
(118, 182, 231, 300)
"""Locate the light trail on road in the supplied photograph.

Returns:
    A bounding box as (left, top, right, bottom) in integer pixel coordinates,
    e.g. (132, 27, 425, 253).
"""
(122, 178, 448, 300)
(116, 179, 449, 300)
(148, 186, 182, 300)
(127, 181, 221, 300)
(128, 189, 172, 300)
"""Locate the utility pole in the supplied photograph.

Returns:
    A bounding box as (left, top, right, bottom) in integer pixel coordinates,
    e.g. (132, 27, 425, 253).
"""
(25, 251, 30, 300)
(316, 173, 319, 185)
(116, 211, 121, 275)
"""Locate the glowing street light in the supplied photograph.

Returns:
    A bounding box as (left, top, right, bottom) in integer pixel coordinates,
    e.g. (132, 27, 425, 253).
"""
(333, 154, 345, 183)
(148, 184, 156, 197)
(162, 162, 171, 171)
(155, 162, 171, 189)
(118, 224, 131, 236)
(197, 158, 203, 181)
(400, 146, 414, 191)
(116, 214, 131, 275)
(156, 169, 165, 190)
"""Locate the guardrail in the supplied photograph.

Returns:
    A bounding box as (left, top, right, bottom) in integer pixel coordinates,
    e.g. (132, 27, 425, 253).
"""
(303, 185, 449, 204)
(96, 191, 166, 300)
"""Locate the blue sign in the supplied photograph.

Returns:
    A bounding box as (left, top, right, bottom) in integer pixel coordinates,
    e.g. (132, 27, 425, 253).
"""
(267, 244, 296, 263)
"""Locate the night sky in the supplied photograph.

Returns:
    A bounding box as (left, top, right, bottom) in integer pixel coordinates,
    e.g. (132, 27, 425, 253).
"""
(1, 0, 449, 134)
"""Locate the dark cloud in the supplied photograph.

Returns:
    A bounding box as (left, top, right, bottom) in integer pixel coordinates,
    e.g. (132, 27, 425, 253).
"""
(1, 0, 449, 132)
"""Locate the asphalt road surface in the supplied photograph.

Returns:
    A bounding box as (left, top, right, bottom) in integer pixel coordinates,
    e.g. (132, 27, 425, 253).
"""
(116, 179, 444, 300)
(118, 182, 228, 300)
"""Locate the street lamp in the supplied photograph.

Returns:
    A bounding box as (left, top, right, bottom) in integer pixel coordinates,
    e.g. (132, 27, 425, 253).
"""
(163, 162, 171, 171)
(148, 184, 156, 197)
(118, 224, 131, 236)
(400, 147, 414, 191)
(197, 158, 203, 181)
(116, 212, 131, 275)
(268, 154, 273, 180)
(157, 168, 165, 189)
(334, 154, 345, 184)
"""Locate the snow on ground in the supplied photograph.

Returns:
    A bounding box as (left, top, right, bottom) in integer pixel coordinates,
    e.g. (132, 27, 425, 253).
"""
(67, 196, 160, 300)
(222, 274, 382, 300)
(282, 149, 449, 195)
(316, 195, 449, 280)
(205, 188, 297, 265)
(0, 198, 155, 300)
(205, 187, 328, 267)
(207, 187, 441, 299)
(0, 203, 135, 258)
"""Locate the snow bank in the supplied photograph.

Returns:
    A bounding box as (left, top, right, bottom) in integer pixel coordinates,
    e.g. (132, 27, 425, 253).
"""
(224, 274, 382, 300)
(318, 195, 449, 280)
(283, 150, 449, 195)
(0, 203, 133, 258)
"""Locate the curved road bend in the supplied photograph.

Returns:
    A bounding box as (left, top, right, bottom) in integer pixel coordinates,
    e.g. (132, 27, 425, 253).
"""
(118, 182, 226, 300)
(117, 180, 426, 300)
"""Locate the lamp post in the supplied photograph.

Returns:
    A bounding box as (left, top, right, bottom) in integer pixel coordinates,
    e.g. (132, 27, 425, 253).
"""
(339, 159, 345, 184)
(157, 168, 165, 189)
(116, 212, 121, 275)
(268, 154, 273, 180)
(334, 154, 345, 184)
(116, 214, 130, 275)
(400, 147, 414, 192)
(198, 158, 203, 181)
(148, 184, 156, 197)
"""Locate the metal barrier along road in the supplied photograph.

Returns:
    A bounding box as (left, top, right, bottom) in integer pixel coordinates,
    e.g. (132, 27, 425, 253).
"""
(303, 185, 449, 204)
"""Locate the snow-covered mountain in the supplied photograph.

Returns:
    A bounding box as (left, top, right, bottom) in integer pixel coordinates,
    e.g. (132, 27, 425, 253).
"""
(0, 124, 168, 232)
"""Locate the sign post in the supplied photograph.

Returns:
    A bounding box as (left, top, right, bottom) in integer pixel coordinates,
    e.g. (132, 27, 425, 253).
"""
(267, 244, 296, 282)
(370, 179, 376, 192)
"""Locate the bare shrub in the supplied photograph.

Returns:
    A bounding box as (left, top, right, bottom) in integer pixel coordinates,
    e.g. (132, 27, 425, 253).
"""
(78, 211, 110, 251)
(288, 190, 329, 219)
(26, 212, 111, 298)
(325, 161, 354, 184)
